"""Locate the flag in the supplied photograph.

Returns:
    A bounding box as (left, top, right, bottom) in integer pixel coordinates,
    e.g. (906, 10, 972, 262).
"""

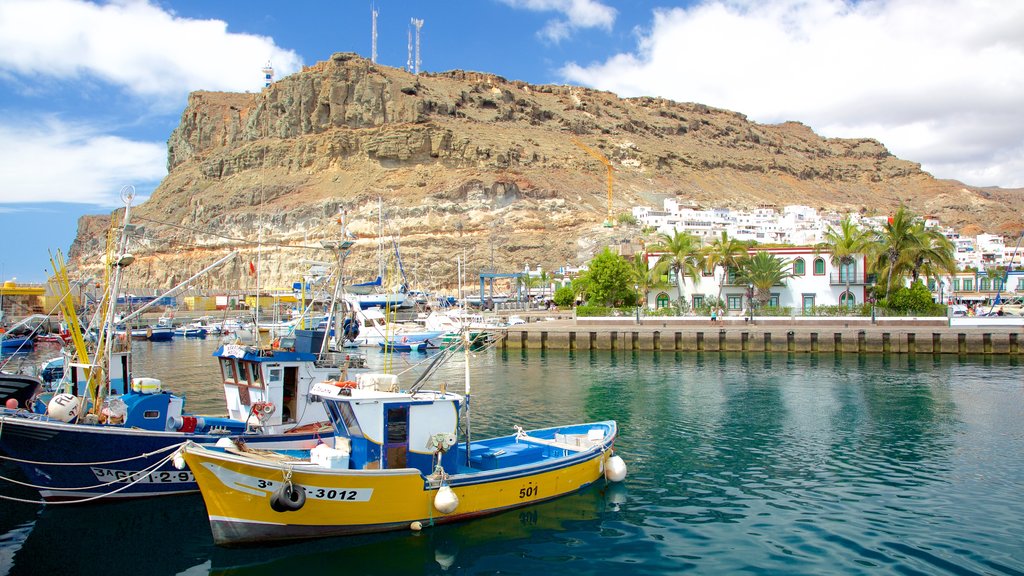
(249, 261, 256, 276)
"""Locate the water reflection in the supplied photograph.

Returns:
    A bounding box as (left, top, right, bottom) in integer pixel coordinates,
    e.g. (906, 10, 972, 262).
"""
(1, 344, 1021, 575)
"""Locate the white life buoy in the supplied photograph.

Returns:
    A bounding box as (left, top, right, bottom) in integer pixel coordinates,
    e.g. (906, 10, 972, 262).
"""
(605, 455, 628, 482)
(46, 393, 80, 423)
(433, 485, 459, 514)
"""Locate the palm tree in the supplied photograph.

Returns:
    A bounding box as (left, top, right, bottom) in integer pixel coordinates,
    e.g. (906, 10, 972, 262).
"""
(906, 222, 957, 285)
(703, 231, 747, 303)
(821, 216, 870, 309)
(735, 251, 794, 308)
(871, 206, 920, 301)
(651, 231, 702, 308)
(628, 253, 669, 310)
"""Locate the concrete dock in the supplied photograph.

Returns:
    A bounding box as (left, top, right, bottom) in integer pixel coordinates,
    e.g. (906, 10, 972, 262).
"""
(497, 316, 1024, 355)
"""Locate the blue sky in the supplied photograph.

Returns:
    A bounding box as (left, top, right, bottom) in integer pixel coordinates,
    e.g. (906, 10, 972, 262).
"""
(1, 0, 1022, 283)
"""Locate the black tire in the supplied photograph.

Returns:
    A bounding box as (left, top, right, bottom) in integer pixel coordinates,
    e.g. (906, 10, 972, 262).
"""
(279, 481, 306, 511)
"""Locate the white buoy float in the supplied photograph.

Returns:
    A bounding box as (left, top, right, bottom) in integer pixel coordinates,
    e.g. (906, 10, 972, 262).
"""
(433, 485, 459, 514)
(410, 521, 423, 531)
(605, 455, 628, 482)
(172, 451, 186, 470)
(46, 393, 80, 423)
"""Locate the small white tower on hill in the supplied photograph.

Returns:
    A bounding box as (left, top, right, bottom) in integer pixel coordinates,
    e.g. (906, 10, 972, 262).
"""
(262, 61, 274, 88)
(411, 18, 424, 75)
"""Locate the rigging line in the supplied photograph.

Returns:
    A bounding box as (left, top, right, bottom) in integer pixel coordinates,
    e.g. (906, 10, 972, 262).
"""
(0, 436, 187, 466)
(0, 448, 183, 505)
(130, 215, 338, 251)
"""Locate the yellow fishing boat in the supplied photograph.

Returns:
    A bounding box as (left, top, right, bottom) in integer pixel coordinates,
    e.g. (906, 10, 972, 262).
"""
(180, 370, 627, 546)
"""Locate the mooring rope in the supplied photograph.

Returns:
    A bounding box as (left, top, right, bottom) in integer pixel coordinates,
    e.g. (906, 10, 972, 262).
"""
(0, 447, 185, 505)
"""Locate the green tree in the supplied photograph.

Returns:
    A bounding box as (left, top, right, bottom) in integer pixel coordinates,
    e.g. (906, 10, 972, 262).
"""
(821, 216, 871, 309)
(703, 231, 747, 302)
(628, 253, 668, 310)
(651, 231, 702, 307)
(885, 281, 941, 314)
(553, 285, 575, 307)
(735, 251, 794, 307)
(582, 248, 632, 306)
(518, 270, 548, 307)
(871, 206, 921, 301)
(906, 223, 957, 284)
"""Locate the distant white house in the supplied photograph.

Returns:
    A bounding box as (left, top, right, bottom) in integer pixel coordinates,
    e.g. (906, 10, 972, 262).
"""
(643, 246, 869, 314)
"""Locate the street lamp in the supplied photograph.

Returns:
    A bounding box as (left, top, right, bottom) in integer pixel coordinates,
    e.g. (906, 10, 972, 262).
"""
(746, 283, 755, 324)
(635, 283, 641, 324)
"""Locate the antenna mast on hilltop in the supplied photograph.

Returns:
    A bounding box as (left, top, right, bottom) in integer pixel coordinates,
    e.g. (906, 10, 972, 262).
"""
(411, 18, 424, 75)
(406, 23, 412, 72)
(371, 4, 379, 63)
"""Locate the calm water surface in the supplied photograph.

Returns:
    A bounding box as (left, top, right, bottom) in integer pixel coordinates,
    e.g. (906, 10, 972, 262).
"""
(1, 339, 1022, 575)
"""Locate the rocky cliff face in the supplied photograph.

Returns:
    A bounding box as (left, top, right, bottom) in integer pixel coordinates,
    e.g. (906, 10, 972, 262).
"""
(69, 52, 1023, 290)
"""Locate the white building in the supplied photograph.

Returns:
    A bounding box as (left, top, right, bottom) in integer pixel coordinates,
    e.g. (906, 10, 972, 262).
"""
(643, 246, 869, 314)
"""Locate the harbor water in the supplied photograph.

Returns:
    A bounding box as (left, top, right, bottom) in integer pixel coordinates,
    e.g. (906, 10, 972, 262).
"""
(1, 339, 1022, 575)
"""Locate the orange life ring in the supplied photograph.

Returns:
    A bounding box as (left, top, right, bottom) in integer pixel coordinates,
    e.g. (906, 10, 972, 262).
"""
(334, 380, 358, 389)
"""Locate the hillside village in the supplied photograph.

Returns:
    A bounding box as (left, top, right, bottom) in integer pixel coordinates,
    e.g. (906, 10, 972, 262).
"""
(599, 199, 1023, 315)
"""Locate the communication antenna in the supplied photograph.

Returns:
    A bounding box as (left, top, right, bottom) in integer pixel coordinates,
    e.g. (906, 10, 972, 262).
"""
(371, 4, 379, 63)
(406, 23, 413, 73)
(261, 61, 274, 88)
(411, 18, 424, 75)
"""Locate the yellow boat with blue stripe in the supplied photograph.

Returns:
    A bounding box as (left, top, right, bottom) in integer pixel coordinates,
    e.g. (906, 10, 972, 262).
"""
(180, 372, 627, 546)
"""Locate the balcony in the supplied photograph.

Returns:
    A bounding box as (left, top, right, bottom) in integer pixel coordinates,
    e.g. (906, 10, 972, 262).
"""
(829, 273, 869, 286)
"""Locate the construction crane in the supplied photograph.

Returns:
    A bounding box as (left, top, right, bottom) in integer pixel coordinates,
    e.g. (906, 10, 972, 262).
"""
(572, 138, 615, 227)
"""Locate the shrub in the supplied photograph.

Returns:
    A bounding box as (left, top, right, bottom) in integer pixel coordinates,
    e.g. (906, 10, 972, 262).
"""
(553, 286, 575, 308)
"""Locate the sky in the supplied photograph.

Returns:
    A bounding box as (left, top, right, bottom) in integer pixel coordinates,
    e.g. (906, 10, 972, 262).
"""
(1, 0, 1022, 283)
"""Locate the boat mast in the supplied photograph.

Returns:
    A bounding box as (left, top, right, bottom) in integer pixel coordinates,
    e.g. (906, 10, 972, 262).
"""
(463, 329, 472, 466)
(96, 186, 136, 409)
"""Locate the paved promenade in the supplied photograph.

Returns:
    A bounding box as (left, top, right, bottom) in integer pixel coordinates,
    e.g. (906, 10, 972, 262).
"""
(496, 315, 1024, 355)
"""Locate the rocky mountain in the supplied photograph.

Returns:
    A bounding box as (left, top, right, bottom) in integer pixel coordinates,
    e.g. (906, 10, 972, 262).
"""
(69, 52, 1023, 291)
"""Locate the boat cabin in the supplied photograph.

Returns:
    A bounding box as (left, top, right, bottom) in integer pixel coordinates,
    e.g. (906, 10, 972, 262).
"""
(213, 330, 361, 432)
(310, 375, 464, 475)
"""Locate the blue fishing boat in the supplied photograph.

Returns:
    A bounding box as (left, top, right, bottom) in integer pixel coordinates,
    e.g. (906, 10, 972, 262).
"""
(0, 190, 365, 502)
(0, 335, 33, 353)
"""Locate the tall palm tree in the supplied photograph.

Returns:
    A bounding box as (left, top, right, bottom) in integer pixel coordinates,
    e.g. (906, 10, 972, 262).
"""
(821, 216, 871, 309)
(735, 251, 794, 307)
(651, 231, 702, 307)
(871, 206, 920, 301)
(703, 231, 747, 303)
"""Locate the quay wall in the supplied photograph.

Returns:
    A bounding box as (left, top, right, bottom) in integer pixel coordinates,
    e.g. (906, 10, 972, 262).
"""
(497, 318, 1024, 355)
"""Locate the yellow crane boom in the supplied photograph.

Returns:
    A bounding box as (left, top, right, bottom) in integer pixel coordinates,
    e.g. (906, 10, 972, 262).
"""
(571, 138, 615, 227)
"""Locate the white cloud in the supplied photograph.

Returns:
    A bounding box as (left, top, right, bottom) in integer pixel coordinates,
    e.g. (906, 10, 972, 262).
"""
(499, 0, 617, 42)
(561, 0, 1024, 188)
(0, 0, 302, 105)
(0, 119, 166, 205)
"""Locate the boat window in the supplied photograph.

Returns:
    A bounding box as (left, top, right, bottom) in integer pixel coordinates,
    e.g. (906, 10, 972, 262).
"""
(335, 402, 362, 437)
(250, 363, 263, 387)
(268, 367, 282, 384)
(220, 358, 236, 382)
(237, 361, 251, 385)
(386, 407, 408, 443)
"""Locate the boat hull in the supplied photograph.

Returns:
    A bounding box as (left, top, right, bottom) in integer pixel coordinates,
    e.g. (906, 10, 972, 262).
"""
(183, 422, 617, 546)
(0, 412, 333, 501)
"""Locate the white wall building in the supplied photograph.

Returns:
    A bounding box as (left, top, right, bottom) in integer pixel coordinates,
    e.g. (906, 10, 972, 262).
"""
(643, 247, 869, 314)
